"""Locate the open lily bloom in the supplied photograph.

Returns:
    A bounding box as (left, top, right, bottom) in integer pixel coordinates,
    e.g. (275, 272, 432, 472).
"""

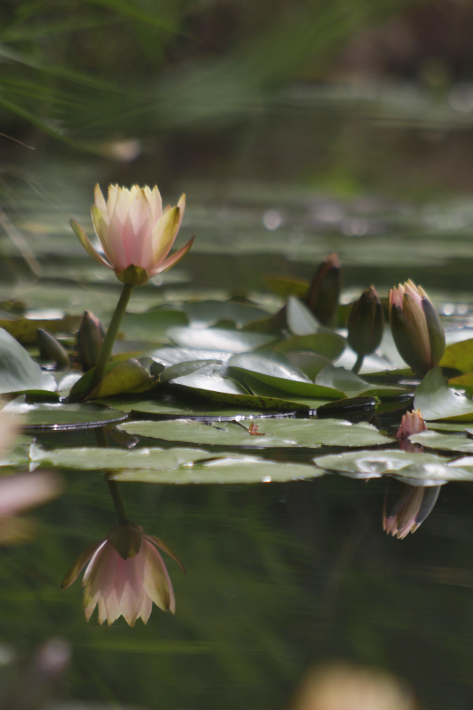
(62, 523, 184, 626)
(71, 185, 194, 286)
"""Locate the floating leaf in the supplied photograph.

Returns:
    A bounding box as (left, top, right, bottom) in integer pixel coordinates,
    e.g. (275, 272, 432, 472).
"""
(167, 327, 275, 352)
(263, 276, 309, 299)
(314, 449, 460, 484)
(276, 333, 345, 361)
(409, 430, 473, 453)
(120, 310, 188, 342)
(70, 358, 157, 399)
(414, 367, 473, 421)
(174, 300, 271, 328)
(440, 338, 473, 374)
(229, 352, 345, 399)
(4, 399, 128, 431)
(112, 457, 323, 485)
(0, 314, 81, 345)
(242, 375, 327, 410)
(159, 359, 223, 384)
(286, 297, 319, 335)
(150, 346, 233, 366)
(0, 328, 56, 394)
(119, 417, 391, 449)
(315, 364, 407, 398)
(449, 372, 473, 395)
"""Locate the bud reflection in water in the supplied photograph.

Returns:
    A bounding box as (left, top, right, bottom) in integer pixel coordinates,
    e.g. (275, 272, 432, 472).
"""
(383, 479, 440, 540)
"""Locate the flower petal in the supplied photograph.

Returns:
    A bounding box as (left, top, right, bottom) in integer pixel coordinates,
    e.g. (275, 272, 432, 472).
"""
(150, 206, 181, 268)
(150, 236, 195, 277)
(94, 184, 107, 214)
(83, 543, 118, 608)
(61, 539, 104, 590)
(114, 556, 145, 626)
(70, 219, 112, 269)
(107, 185, 119, 218)
(144, 185, 162, 223)
(142, 541, 174, 613)
(139, 593, 153, 624)
(91, 206, 128, 273)
(145, 535, 186, 574)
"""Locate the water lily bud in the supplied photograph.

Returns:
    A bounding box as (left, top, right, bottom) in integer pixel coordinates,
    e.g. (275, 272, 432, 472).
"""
(306, 253, 340, 326)
(388, 280, 445, 376)
(396, 409, 427, 441)
(383, 479, 440, 539)
(77, 311, 105, 371)
(347, 286, 384, 358)
(37, 329, 70, 370)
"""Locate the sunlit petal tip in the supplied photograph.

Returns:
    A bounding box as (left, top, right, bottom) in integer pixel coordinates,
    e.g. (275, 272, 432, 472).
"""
(150, 236, 195, 277)
(61, 539, 104, 590)
(94, 184, 107, 213)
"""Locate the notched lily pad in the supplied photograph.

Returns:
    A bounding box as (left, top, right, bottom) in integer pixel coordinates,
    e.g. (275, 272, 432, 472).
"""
(0, 328, 56, 394)
(414, 367, 473, 421)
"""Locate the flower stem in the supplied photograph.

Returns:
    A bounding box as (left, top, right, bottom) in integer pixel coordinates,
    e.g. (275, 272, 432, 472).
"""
(352, 354, 364, 374)
(88, 283, 133, 394)
(107, 479, 129, 526)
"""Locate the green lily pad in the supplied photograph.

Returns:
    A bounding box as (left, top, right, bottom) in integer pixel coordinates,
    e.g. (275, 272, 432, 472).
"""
(409, 430, 473, 453)
(0, 328, 56, 394)
(4, 399, 128, 431)
(118, 417, 391, 449)
(96, 395, 287, 419)
(111, 456, 323, 485)
(159, 359, 224, 384)
(315, 365, 407, 399)
(70, 358, 157, 399)
(0, 314, 82, 345)
(242, 375, 327, 409)
(228, 352, 345, 399)
(283, 352, 331, 380)
(414, 367, 473, 421)
(263, 276, 309, 299)
(286, 297, 319, 335)
(175, 300, 271, 328)
(167, 327, 275, 352)
(440, 338, 473, 374)
(449, 373, 473, 395)
(150, 347, 233, 366)
(314, 449, 460, 483)
(120, 310, 188, 342)
(275, 333, 345, 361)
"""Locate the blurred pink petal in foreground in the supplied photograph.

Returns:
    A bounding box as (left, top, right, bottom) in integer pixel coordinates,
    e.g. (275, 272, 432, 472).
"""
(62, 523, 184, 626)
(0, 470, 60, 518)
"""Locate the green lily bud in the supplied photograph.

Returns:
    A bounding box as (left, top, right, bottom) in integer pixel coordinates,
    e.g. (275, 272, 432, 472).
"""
(77, 311, 105, 371)
(37, 328, 70, 370)
(388, 280, 445, 376)
(347, 287, 384, 372)
(306, 253, 340, 326)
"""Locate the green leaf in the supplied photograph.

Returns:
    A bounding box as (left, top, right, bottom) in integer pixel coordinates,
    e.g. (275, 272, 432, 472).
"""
(96, 395, 285, 419)
(448, 372, 473, 394)
(315, 364, 408, 399)
(119, 417, 391, 449)
(112, 457, 323, 485)
(242, 375, 327, 410)
(286, 297, 319, 335)
(4, 399, 128, 431)
(120, 310, 188, 342)
(263, 276, 309, 299)
(414, 367, 473, 421)
(174, 300, 271, 328)
(440, 338, 473, 374)
(314, 449, 463, 484)
(159, 359, 223, 384)
(167, 327, 276, 352)
(229, 352, 345, 399)
(275, 333, 345, 361)
(409, 430, 473, 453)
(0, 328, 56, 394)
(70, 358, 157, 399)
(0, 314, 82, 345)
(150, 347, 233, 366)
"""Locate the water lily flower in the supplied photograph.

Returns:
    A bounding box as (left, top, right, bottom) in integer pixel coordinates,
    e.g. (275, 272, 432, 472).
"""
(70, 185, 194, 287)
(388, 280, 445, 376)
(61, 522, 184, 626)
(383, 479, 440, 539)
(306, 253, 340, 326)
(395, 409, 427, 453)
(347, 286, 384, 372)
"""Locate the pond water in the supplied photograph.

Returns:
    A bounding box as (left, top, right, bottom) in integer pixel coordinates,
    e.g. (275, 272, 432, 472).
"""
(2, 94, 473, 709)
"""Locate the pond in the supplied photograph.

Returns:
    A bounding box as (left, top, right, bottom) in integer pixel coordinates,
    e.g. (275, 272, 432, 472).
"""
(2, 92, 473, 710)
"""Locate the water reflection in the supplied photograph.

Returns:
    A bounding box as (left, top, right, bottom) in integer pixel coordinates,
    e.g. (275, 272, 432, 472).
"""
(383, 479, 441, 540)
(61, 478, 185, 626)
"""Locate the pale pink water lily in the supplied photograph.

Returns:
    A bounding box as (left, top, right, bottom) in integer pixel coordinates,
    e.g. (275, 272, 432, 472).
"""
(395, 409, 427, 452)
(70, 184, 194, 286)
(62, 523, 184, 626)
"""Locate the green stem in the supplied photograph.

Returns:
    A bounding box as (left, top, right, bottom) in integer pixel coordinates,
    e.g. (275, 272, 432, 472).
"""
(107, 479, 129, 526)
(352, 354, 364, 374)
(88, 283, 133, 394)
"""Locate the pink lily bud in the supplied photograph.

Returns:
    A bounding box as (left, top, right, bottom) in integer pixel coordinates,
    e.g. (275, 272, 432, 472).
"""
(61, 523, 185, 626)
(388, 280, 445, 376)
(383, 480, 440, 540)
(396, 409, 427, 441)
(70, 185, 194, 286)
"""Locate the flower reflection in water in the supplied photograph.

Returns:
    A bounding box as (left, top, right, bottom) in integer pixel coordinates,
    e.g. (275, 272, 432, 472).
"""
(383, 479, 440, 540)
(62, 520, 185, 626)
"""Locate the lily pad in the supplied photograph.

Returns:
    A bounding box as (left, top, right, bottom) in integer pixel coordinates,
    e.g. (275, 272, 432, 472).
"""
(409, 430, 473, 453)
(242, 375, 328, 410)
(167, 327, 275, 352)
(263, 276, 309, 299)
(286, 297, 319, 335)
(150, 347, 234, 366)
(120, 310, 188, 342)
(314, 449, 462, 484)
(3, 399, 128, 431)
(276, 333, 345, 361)
(174, 300, 271, 328)
(118, 417, 391, 449)
(228, 352, 345, 399)
(315, 364, 407, 399)
(111, 456, 323, 485)
(414, 367, 473, 421)
(440, 338, 473, 374)
(159, 359, 223, 384)
(0, 328, 56, 394)
(449, 373, 473, 395)
(0, 314, 82, 345)
(70, 358, 157, 399)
